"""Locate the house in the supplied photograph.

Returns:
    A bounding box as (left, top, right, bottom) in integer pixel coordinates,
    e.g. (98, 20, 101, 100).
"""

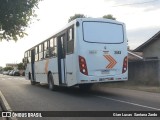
(128, 51, 143, 61)
(6, 63, 18, 70)
(128, 30, 160, 86)
(134, 31, 160, 59)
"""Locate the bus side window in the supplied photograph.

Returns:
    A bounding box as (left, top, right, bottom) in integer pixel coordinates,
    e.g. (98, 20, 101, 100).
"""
(67, 27, 74, 54)
(27, 51, 30, 62)
(60, 36, 65, 58)
(53, 38, 57, 57)
(45, 47, 50, 58)
(44, 41, 48, 58)
(39, 44, 43, 60)
(49, 38, 54, 57)
(35, 46, 39, 61)
(43, 41, 47, 58)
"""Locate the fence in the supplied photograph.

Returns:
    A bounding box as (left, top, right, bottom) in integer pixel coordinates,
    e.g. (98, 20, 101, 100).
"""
(128, 59, 160, 86)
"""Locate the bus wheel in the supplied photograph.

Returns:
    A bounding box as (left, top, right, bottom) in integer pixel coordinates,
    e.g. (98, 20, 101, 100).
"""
(48, 73, 57, 91)
(79, 84, 92, 91)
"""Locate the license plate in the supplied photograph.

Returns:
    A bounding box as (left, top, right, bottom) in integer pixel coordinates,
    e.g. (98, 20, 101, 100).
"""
(101, 70, 110, 74)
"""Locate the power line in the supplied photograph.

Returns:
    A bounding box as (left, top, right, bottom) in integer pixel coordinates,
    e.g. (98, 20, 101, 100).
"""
(112, 0, 158, 7)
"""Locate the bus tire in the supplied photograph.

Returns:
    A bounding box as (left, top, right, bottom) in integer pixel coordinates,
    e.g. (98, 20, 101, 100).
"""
(79, 84, 92, 91)
(48, 73, 57, 91)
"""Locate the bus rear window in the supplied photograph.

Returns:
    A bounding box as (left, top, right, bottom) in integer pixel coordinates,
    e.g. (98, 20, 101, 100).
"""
(82, 21, 124, 44)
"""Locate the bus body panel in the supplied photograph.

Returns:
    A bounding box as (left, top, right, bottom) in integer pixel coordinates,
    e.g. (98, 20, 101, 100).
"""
(33, 58, 59, 85)
(65, 54, 77, 86)
(35, 60, 47, 83)
(78, 43, 127, 76)
(48, 58, 59, 85)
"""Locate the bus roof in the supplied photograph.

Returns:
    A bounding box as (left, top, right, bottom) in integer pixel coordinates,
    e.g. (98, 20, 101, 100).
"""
(75, 18, 124, 24)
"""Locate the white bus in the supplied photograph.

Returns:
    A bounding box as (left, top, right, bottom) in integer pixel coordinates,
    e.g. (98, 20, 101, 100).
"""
(23, 18, 128, 90)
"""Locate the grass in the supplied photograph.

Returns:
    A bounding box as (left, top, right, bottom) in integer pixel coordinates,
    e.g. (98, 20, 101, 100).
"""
(95, 81, 160, 93)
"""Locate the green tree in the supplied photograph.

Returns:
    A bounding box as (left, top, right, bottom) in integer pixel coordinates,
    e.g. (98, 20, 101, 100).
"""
(68, 14, 86, 23)
(3, 67, 13, 71)
(17, 63, 25, 70)
(0, 0, 42, 41)
(103, 14, 116, 20)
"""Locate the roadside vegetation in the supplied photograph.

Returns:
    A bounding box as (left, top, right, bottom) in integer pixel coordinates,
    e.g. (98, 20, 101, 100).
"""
(68, 14, 116, 22)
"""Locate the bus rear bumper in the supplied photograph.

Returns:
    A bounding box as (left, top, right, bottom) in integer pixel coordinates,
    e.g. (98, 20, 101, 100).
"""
(78, 74, 128, 84)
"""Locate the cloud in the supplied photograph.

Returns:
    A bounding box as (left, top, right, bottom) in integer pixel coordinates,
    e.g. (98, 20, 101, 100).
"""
(127, 26, 160, 49)
(105, 0, 160, 11)
(143, 5, 160, 12)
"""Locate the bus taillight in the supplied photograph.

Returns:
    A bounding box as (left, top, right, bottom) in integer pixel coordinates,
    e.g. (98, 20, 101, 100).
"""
(122, 56, 128, 73)
(79, 56, 88, 75)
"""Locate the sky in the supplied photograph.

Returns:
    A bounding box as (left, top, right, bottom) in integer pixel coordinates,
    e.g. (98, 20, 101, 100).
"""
(0, 0, 160, 67)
